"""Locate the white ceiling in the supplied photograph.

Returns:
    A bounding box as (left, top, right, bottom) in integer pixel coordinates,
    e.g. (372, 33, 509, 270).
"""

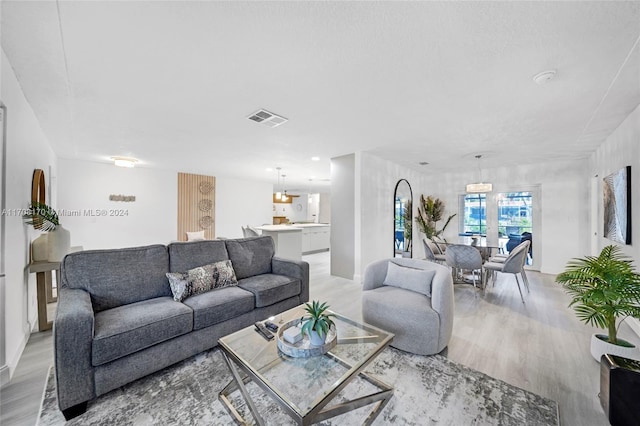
(2, 1, 639, 191)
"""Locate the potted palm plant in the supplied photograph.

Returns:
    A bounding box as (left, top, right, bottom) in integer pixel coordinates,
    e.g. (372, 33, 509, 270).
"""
(23, 201, 70, 262)
(556, 245, 640, 361)
(301, 300, 336, 346)
(415, 195, 456, 240)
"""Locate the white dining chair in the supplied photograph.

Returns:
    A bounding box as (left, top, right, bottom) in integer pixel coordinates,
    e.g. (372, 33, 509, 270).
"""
(488, 240, 531, 292)
(483, 240, 530, 303)
(445, 244, 483, 288)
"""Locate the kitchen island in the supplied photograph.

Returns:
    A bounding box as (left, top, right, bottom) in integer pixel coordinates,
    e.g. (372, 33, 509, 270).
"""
(255, 224, 330, 260)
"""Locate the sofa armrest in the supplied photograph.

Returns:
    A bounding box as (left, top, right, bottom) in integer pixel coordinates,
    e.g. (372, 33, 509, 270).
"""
(54, 287, 96, 412)
(430, 267, 455, 348)
(363, 259, 390, 291)
(272, 257, 310, 303)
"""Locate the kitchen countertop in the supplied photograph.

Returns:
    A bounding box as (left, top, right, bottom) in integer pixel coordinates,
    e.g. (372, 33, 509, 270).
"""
(257, 223, 331, 232)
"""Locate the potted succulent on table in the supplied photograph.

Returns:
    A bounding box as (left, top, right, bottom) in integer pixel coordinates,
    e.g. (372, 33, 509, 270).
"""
(556, 245, 640, 361)
(301, 300, 336, 346)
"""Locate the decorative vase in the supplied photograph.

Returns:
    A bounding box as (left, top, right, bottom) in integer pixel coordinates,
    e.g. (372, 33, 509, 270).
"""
(309, 329, 326, 346)
(32, 233, 49, 262)
(590, 334, 639, 362)
(47, 225, 71, 262)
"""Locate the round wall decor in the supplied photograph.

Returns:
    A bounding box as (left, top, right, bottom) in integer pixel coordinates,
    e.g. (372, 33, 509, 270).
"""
(199, 181, 213, 194)
(198, 199, 212, 212)
(199, 216, 213, 229)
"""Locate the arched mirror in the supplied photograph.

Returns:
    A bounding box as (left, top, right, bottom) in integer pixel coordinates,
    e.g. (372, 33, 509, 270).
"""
(393, 179, 413, 258)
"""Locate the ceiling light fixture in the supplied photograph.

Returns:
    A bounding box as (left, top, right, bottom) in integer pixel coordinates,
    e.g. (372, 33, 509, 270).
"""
(275, 167, 282, 199)
(311, 156, 320, 161)
(111, 156, 138, 168)
(532, 69, 557, 85)
(281, 174, 288, 201)
(466, 155, 492, 193)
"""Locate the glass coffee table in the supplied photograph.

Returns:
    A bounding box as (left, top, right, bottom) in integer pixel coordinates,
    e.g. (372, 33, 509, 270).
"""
(218, 305, 394, 425)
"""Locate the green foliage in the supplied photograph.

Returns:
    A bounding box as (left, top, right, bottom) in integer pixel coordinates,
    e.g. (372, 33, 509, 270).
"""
(403, 199, 412, 251)
(556, 245, 640, 346)
(23, 201, 59, 231)
(300, 300, 336, 338)
(415, 195, 456, 239)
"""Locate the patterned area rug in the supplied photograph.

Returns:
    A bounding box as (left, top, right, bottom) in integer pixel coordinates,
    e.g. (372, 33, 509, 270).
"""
(38, 347, 559, 425)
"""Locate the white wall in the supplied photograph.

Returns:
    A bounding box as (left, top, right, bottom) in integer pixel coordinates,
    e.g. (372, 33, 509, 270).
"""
(331, 151, 589, 282)
(420, 159, 589, 275)
(273, 194, 309, 223)
(215, 176, 272, 238)
(330, 154, 355, 279)
(589, 104, 640, 336)
(1, 50, 58, 384)
(58, 163, 274, 245)
(357, 152, 423, 281)
(57, 159, 177, 249)
(589, 104, 639, 261)
(319, 192, 331, 224)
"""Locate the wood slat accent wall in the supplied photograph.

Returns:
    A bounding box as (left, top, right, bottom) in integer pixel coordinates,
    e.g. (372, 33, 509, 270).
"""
(177, 172, 215, 241)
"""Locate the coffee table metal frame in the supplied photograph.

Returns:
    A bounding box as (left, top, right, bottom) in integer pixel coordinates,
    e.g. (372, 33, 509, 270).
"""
(218, 307, 394, 426)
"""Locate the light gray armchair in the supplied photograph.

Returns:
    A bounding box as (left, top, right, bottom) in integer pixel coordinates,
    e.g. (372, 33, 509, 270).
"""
(362, 258, 454, 355)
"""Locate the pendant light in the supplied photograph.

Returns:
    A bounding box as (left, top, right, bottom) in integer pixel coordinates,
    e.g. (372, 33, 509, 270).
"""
(466, 155, 493, 193)
(275, 167, 282, 199)
(281, 174, 288, 201)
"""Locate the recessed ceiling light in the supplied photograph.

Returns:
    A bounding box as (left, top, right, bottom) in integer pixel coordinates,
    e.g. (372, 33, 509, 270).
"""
(311, 156, 320, 161)
(266, 167, 273, 172)
(111, 156, 138, 168)
(532, 70, 557, 85)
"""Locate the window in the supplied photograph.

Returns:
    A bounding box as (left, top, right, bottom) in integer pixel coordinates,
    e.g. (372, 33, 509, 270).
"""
(497, 192, 532, 237)
(395, 197, 405, 251)
(462, 194, 486, 235)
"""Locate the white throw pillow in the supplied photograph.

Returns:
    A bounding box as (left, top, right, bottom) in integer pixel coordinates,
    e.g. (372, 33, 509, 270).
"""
(186, 230, 205, 241)
(382, 262, 436, 297)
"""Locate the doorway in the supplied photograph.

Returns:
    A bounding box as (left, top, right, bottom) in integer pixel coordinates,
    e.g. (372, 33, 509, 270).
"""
(459, 186, 540, 270)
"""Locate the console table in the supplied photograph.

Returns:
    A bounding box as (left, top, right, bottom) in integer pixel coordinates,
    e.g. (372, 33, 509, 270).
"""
(27, 260, 60, 331)
(27, 246, 82, 331)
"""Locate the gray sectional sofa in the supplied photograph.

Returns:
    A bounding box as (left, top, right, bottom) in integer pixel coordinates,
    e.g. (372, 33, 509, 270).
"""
(54, 236, 309, 420)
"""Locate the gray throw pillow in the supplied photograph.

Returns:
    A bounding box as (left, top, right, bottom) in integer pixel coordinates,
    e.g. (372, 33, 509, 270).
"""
(382, 262, 435, 297)
(166, 260, 238, 302)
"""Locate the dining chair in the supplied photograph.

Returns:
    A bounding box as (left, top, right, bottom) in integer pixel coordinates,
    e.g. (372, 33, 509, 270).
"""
(445, 244, 483, 288)
(488, 240, 531, 291)
(241, 226, 260, 237)
(424, 238, 447, 264)
(483, 240, 530, 303)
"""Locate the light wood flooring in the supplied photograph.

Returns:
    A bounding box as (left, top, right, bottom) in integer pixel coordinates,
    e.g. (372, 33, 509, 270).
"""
(2, 251, 637, 425)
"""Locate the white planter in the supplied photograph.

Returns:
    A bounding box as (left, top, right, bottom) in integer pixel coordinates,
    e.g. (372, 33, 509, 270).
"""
(309, 330, 326, 346)
(32, 233, 49, 261)
(47, 225, 71, 262)
(590, 333, 639, 362)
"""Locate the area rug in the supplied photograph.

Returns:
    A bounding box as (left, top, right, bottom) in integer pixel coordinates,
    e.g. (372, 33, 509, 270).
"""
(38, 347, 559, 425)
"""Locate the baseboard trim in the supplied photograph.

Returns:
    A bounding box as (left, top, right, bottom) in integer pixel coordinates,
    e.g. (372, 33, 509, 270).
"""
(3, 326, 30, 385)
(0, 364, 10, 387)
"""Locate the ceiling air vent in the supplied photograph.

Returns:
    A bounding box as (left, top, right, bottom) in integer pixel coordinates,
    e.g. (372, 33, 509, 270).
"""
(247, 109, 288, 128)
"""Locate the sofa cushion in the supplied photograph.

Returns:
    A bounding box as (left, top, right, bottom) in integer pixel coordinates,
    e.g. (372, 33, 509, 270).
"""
(383, 261, 435, 297)
(61, 245, 171, 312)
(166, 260, 238, 302)
(225, 236, 274, 279)
(182, 286, 255, 330)
(168, 240, 229, 273)
(238, 274, 301, 308)
(92, 297, 193, 366)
